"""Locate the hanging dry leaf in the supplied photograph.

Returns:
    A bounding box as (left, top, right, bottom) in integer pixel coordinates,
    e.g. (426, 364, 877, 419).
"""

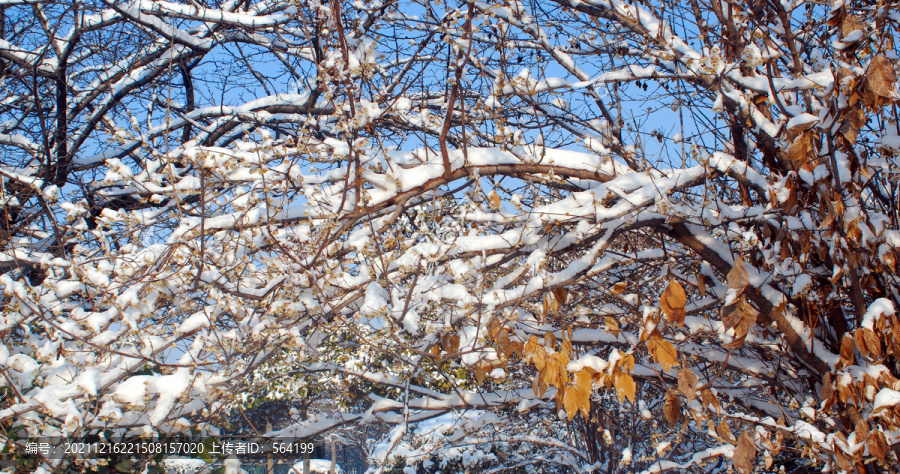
(575, 369, 593, 418)
(867, 430, 889, 460)
(542, 356, 559, 389)
(561, 330, 573, 358)
(883, 251, 897, 272)
(555, 380, 565, 407)
(722, 297, 758, 343)
(733, 432, 757, 474)
(859, 328, 882, 359)
(647, 338, 679, 371)
(575, 369, 592, 398)
(605, 317, 620, 338)
(664, 393, 682, 428)
(835, 450, 851, 471)
(696, 271, 706, 297)
(717, 419, 735, 443)
(678, 368, 699, 402)
(614, 372, 636, 404)
(441, 333, 460, 353)
(665, 279, 686, 308)
(840, 334, 855, 366)
(787, 131, 815, 166)
(702, 388, 722, 414)
(524, 334, 539, 354)
(612, 282, 628, 294)
(486, 317, 500, 341)
(533, 375, 548, 398)
(866, 55, 897, 98)
(620, 353, 636, 372)
(553, 287, 569, 305)
(563, 384, 579, 420)
(474, 365, 487, 384)
(727, 258, 750, 292)
(545, 331, 557, 349)
(532, 346, 548, 372)
(660, 279, 687, 326)
(659, 297, 675, 322)
(496, 329, 511, 351)
(543, 292, 560, 316)
(511, 341, 524, 358)
(854, 419, 869, 442)
(764, 452, 774, 470)
(551, 352, 569, 389)
(840, 108, 864, 144)
(488, 190, 501, 210)
(854, 329, 870, 358)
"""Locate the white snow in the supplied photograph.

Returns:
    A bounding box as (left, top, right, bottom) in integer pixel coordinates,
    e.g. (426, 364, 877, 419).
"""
(861, 298, 895, 330)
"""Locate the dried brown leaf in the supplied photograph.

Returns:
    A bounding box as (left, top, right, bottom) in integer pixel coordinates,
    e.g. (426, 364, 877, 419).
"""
(733, 432, 757, 474)
(488, 190, 501, 210)
(854, 419, 869, 443)
(553, 287, 569, 305)
(474, 365, 487, 385)
(835, 450, 851, 471)
(855, 329, 870, 358)
(575, 369, 593, 399)
(647, 338, 679, 372)
(563, 384, 579, 420)
(665, 279, 686, 308)
(545, 331, 557, 349)
(441, 333, 460, 353)
(702, 388, 721, 414)
(664, 393, 682, 428)
(678, 368, 699, 402)
(861, 328, 882, 359)
(620, 353, 636, 372)
(661, 279, 687, 326)
(575, 369, 593, 418)
(614, 372, 636, 404)
(659, 295, 685, 326)
(717, 419, 735, 443)
(543, 293, 559, 316)
(605, 317, 620, 338)
(496, 329, 511, 351)
(785, 116, 817, 140)
(840, 334, 855, 365)
(722, 297, 759, 343)
(532, 346, 547, 372)
(787, 131, 815, 166)
(840, 108, 865, 144)
(867, 55, 897, 98)
(867, 430, 889, 460)
(727, 258, 750, 292)
(533, 376, 548, 398)
(542, 356, 559, 388)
